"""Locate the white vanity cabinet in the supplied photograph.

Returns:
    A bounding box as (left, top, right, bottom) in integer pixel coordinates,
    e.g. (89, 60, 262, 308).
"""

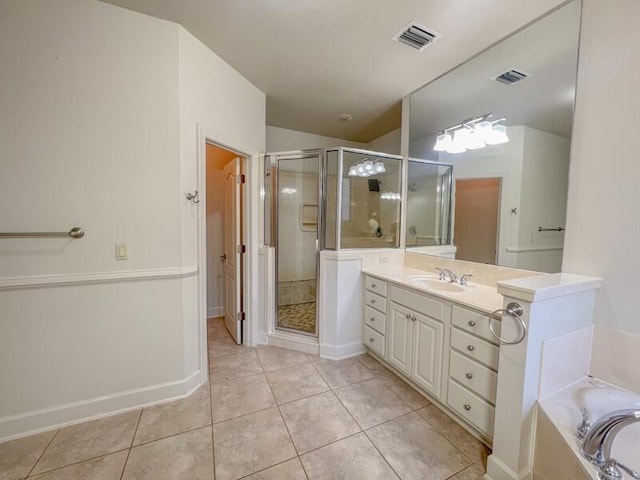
(387, 285, 445, 399)
(446, 306, 499, 437)
(362, 273, 501, 443)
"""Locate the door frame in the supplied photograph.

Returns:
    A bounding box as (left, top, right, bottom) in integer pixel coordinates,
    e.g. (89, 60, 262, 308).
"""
(196, 124, 257, 382)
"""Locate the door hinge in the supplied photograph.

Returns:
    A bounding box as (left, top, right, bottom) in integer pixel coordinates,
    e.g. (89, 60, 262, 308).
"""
(237, 244, 246, 254)
(238, 311, 246, 321)
(236, 174, 246, 184)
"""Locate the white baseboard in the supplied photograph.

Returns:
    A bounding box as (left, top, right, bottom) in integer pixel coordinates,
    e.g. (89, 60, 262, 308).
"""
(319, 341, 366, 360)
(207, 306, 224, 318)
(0, 370, 203, 442)
(267, 332, 319, 355)
(485, 455, 532, 480)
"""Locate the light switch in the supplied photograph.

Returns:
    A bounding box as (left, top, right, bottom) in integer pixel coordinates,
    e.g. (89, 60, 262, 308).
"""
(116, 243, 128, 260)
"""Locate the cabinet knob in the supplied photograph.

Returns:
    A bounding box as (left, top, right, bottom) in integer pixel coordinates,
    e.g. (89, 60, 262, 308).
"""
(412, 316, 417, 322)
(468, 320, 476, 327)
(369, 338, 375, 343)
(372, 283, 376, 288)
(370, 317, 375, 321)
(406, 313, 412, 319)
(464, 404, 472, 411)
(467, 345, 475, 352)
(465, 372, 473, 379)
(371, 299, 376, 304)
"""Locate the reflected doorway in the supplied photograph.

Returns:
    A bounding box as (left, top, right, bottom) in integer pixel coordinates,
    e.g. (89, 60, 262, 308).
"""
(454, 178, 501, 264)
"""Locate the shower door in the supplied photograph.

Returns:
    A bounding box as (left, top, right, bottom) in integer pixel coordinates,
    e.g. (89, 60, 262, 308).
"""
(266, 152, 322, 336)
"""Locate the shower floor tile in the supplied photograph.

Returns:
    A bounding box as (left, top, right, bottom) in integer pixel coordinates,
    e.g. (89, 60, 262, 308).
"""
(277, 302, 316, 334)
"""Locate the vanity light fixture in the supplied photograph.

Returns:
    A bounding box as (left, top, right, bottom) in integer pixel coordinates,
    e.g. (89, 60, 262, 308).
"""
(281, 187, 297, 194)
(433, 113, 509, 154)
(348, 158, 386, 177)
(380, 192, 401, 200)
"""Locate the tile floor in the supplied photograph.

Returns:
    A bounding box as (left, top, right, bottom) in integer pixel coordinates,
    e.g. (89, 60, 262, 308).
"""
(0, 317, 489, 480)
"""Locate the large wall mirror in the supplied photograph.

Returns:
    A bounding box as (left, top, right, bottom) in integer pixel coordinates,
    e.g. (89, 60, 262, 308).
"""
(407, 0, 580, 273)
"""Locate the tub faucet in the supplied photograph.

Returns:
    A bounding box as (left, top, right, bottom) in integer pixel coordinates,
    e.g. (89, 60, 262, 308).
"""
(581, 409, 640, 479)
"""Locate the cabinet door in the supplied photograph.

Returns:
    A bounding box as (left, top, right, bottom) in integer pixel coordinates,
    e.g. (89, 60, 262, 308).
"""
(411, 311, 444, 398)
(388, 302, 413, 375)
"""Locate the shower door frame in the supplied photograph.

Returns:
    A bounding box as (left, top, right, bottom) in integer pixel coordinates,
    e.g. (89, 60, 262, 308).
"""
(266, 150, 325, 338)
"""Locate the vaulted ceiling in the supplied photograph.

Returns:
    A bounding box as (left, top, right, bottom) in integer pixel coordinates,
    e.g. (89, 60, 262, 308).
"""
(100, 0, 567, 142)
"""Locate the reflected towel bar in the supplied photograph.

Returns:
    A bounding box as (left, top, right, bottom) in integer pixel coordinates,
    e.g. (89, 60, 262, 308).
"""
(538, 226, 565, 232)
(0, 227, 85, 239)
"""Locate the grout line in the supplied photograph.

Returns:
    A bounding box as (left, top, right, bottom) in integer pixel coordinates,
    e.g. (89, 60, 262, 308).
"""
(361, 427, 403, 479)
(25, 428, 59, 477)
(27, 448, 131, 478)
(118, 409, 143, 480)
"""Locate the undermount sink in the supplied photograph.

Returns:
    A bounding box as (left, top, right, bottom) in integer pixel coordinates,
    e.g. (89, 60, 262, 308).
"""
(406, 275, 465, 293)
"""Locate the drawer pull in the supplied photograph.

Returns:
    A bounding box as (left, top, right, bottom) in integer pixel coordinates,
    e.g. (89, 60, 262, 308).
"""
(369, 338, 375, 343)
(370, 317, 375, 321)
(467, 345, 475, 352)
(372, 283, 376, 288)
(468, 320, 476, 327)
(465, 372, 473, 379)
(464, 404, 472, 411)
(412, 316, 417, 322)
(371, 299, 376, 304)
(406, 313, 412, 319)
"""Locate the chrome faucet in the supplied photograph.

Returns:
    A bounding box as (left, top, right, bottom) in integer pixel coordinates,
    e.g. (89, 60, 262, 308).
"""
(438, 268, 457, 283)
(581, 409, 640, 479)
(459, 273, 473, 286)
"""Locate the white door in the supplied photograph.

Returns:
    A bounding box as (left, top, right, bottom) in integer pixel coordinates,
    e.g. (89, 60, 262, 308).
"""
(388, 302, 413, 375)
(411, 312, 444, 398)
(223, 158, 243, 344)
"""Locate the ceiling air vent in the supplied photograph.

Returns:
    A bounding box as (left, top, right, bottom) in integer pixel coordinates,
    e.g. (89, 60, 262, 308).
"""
(494, 68, 529, 85)
(394, 21, 441, 51)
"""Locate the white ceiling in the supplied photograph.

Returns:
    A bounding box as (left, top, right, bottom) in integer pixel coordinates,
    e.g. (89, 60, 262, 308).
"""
(409, 0, 580, 142)
(100, 0, 567, 142)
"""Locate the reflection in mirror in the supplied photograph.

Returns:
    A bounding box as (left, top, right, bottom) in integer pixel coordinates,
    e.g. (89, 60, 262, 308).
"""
(408, 0, 580, 273)
(339, 151, 402, 248)
(405, 160, 453, 248)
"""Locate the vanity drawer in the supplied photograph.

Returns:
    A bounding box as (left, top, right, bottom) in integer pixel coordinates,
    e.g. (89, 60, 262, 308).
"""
(364, 305, 386, 335)
(452, 305, 499, 345)
(448, 379, 495, 437)
(364, 325, 385, 357)
(389, 285, 444, 321)
(365, 276, 388, 297)
(449, 350, 498, 404)
(450, 328, 499, 370)
(365, 290, 387, 313)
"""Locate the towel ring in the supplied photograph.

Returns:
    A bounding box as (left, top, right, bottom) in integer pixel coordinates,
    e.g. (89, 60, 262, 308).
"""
(489, 302, 527, 345)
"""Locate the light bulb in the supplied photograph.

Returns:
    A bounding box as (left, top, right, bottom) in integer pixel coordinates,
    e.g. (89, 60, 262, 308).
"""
(447, 129, 468, 153)
(356, 164, 365, 174)
(485, 124, 509, 145)
(433, 133, 452, 152)
(466, 131, 485, 150)
(364, 160, 374, 172)
(474, 121, 493, 143)
(348, 166, 357, 176)
(374, 161, 385, 173)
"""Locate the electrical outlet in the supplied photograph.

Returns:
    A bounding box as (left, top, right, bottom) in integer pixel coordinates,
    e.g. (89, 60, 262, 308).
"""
(379, 255, 389, 264)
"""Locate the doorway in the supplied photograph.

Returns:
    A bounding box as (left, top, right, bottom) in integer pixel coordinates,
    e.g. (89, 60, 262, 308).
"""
(454, 178, 501, 264)
(205, 143, 246, 344)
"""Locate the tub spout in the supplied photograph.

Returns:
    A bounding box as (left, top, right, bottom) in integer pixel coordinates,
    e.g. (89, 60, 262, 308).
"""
(581, 409, 640, 479)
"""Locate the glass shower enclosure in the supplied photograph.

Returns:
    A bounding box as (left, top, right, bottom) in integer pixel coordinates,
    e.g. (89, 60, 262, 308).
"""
(264, 148, 404, 337)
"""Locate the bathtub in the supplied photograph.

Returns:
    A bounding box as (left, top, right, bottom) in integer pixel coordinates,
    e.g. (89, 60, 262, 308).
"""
(534, 377, 640, 479)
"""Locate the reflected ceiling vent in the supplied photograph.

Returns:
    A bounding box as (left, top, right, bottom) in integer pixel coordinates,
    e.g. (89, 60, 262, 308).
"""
(394, 21, 441, 51)
(494, 68, 529, 85)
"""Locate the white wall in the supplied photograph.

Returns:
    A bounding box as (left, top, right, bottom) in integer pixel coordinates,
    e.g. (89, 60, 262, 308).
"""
(0, 0, 266, 440)
(367, 128, 401, 155)
(562, 0, 640, 393)
(266, 126, 365, 152)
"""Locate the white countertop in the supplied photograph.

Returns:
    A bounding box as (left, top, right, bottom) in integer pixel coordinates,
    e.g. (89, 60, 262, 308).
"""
(362, 265, 503, 314)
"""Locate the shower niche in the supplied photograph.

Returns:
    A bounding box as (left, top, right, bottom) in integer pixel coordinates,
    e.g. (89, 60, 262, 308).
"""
(264, 148, 403, 336)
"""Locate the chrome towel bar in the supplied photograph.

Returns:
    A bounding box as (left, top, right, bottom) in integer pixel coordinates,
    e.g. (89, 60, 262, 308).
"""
(538, 226, 565, 232)
(0, 227, 85, 239)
